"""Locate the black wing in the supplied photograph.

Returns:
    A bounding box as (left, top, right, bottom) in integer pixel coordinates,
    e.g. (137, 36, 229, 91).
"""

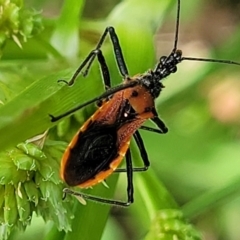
(64, 121, 119, 186)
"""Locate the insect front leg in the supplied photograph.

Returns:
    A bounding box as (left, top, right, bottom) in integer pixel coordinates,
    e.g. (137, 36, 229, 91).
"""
(150, 115, 168, 134)
(50, 26, 134, 121)
(140, 108, 168, 134)
(50, 80, 139, 122)
(67, 26, 129, 86)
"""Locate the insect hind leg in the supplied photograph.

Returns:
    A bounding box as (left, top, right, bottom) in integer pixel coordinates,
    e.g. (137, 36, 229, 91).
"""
(114, 130, 150, 173)
(63, 149, 134, 207)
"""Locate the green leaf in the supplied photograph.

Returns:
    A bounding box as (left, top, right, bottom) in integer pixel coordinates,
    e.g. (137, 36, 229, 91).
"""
(50, 0, 85, 58)
(0, 68, 103, 151)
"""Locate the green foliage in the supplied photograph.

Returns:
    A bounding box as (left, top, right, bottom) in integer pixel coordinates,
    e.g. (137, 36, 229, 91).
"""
(0, 0, 240, 240)
(0, 0, 43, 56)
(145, 209, 201, 240)
(0, 139, 73, 239)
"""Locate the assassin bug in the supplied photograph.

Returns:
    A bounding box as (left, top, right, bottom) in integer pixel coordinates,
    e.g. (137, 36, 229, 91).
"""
(50, 0, 240, 206)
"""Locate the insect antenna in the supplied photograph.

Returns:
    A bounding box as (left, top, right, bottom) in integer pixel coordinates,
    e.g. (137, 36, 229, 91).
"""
(174, 0, 240, 66)
(181, 56, 240, 66)
(173, 0, 181, 52)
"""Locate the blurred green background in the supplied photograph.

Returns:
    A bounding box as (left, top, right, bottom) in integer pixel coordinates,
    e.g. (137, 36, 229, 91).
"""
(1, 0, 240, 239)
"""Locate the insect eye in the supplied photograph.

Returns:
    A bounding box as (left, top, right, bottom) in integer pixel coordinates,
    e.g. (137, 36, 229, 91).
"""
(175, 49, 182, 57)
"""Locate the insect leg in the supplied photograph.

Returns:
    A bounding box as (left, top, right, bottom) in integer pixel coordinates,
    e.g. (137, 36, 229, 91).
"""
(64, 28, 110, 85)
(50, 26, 133, 121)
(67, 48, 112, 89)
(83, 27, 129, 80)
(106, 27, 129, 78)
(95, 50, 111, 107)
(66, 26, 129, 86)
(138, 108, 168, 134)
(97, 50, 111, 90)
(132, 131, 149, 171)
(114, 116, 167, 173)
(125, 148, 134, 204)
(150, 116, 168, 133)
(140, 125, 167, 134)
(115, 130, 149, 173)
(62, 149, 134, 207)
(148, 108, 168, 133)
(50, 80, 139, 122)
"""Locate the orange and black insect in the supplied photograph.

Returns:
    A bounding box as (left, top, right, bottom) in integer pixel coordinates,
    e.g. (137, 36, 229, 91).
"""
(50, 0, 240, 206)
